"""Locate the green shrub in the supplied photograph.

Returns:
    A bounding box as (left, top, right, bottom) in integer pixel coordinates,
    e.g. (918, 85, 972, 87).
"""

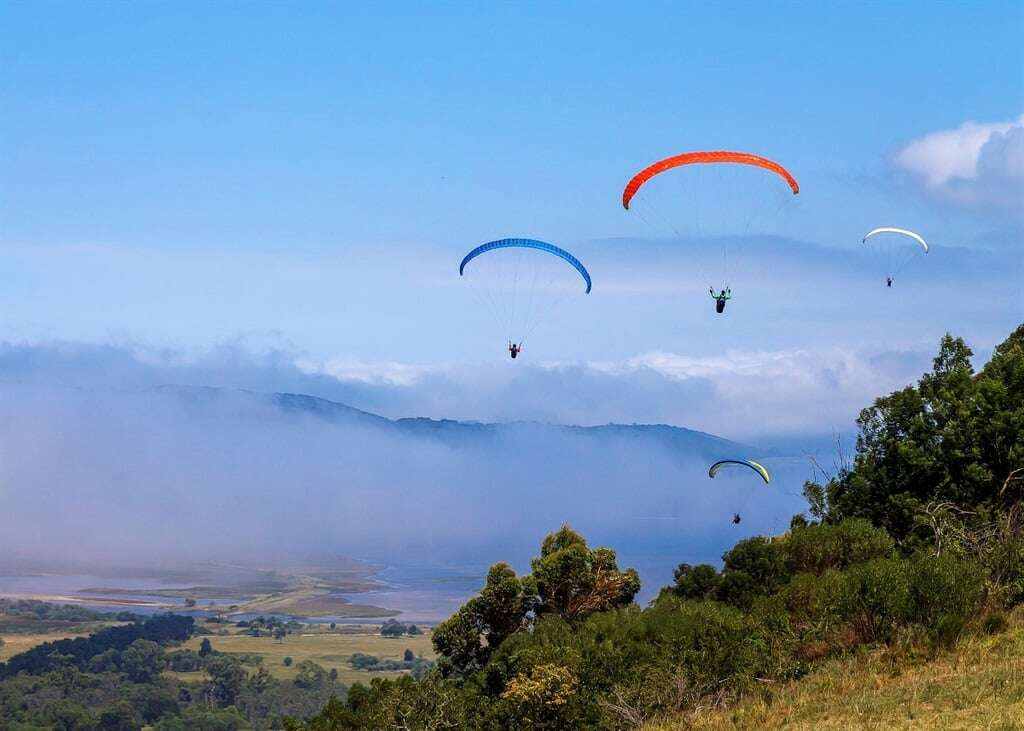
(166, 649, 203, 672)
(154, 706, 248, 730)
(302, 676, 472, 730)
(841, 558, 913, 643)
(476, 599, 777, 729)
(931, 614, 964, 651)
(643, 598, 770, 692)
(982, 611, 1009, 635)
(380, 619, 408, 637)
(840, 554, 984, 646)
(718, 537, 785, 609)
(783, 519, 895, 575)
(350, 653, 380, 670)
(781, 569, 849, 644)
(907, 553, 985, 646)
(499, 663, 581, 730)
(746, 595, 805, 681)
(671, 563, 721, 600)
(908, 554, 984, 623)
(987, 535, 1024, 607)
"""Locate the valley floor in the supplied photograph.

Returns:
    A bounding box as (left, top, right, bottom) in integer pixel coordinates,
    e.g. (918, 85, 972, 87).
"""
(1, 619, 435, 689)
(647, 608, 1024, 730)
(179, 622, 435, 687)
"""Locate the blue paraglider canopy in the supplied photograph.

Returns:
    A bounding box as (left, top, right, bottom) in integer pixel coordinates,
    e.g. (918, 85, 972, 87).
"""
(459, 238, 592, 294)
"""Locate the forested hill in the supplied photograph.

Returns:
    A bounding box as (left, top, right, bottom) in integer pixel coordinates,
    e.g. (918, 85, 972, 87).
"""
(158, 385, 760, 461)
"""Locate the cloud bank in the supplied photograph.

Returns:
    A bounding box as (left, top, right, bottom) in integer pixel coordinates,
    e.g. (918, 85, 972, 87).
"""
(0, 365, 809, 584)
(0, 336, 912, 580)
(0, 337, 935, 442)
(306, 345, 932, 440)
(893, 114, 1024, 215)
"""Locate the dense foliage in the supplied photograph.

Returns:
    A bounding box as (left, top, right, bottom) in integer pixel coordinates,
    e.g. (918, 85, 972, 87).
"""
(0, 599, 145, 638)
(0, 614, 194, 679)
(379, 619, 422, 637)
(290, 325, 1024, 730)
(349, 652, 432, 679)
(0, 614, 345, 729)
(805, 324, 1024, 542)
(0, 599, 107, 625)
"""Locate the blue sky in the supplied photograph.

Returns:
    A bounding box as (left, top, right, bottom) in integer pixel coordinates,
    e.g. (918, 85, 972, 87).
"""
(1, 1, 1022, 438)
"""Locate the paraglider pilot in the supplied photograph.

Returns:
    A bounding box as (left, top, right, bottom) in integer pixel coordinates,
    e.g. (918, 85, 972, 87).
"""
(710, 287, 732, 313)
(732, 513, 742, 525)
(509, 341, 522, 359)
(886, 277, 893, 288)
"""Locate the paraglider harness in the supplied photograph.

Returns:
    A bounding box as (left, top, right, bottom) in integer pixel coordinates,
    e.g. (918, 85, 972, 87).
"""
(732, 513, 741, 525)
(509, 341, 522, 359)
(711, 287, 732, 313)
(886, 277, 893, 288)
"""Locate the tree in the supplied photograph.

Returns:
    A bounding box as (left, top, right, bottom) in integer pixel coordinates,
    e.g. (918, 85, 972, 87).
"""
(121, 639, 166, 683)
(283, 656, 293, 667)
(87, 648, 121, 673)
(403, 648, 414, 662)
(206, 657, 245, 707)
(248, 667, 272, 695)
(717, 537, 785, 608)
(431, 604, 486, 678)
(198, 637, 213, 657)
(273, 626, 287, 643)
(126, 684, 180, 724)
(671, 563, 721, 600)
(432, 562, 537, 678)
(433, 525, 639, 678)
(154, 707, 248, 731)
(531, 525, 640, 620)
(282, 695, 357, 731)
(807, 328, 1024, 542)
(294, 660, 328, 689)
(97, 701, 140, 731)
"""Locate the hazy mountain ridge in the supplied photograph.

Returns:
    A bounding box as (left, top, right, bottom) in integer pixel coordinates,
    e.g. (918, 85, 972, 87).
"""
(161, 384, 761, 461)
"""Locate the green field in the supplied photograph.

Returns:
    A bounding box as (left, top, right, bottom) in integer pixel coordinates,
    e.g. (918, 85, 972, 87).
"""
(181, 623, 436, 687)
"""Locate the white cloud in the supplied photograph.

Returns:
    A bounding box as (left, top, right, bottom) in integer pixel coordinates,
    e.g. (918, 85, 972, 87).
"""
(296, 358, 436, 387)
(292, 345, 934, 439)
(0, 337, 937, 444)
(525, 346, 928, 437)
(893, 114, 1024, 213)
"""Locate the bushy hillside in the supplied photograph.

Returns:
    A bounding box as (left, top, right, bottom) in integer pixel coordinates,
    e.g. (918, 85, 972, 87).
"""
(287, 324, 1024, 730)
(647, 606, 1024, 730)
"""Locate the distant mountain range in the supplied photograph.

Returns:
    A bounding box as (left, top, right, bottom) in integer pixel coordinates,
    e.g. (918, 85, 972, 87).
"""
(157, 385, 763, 462)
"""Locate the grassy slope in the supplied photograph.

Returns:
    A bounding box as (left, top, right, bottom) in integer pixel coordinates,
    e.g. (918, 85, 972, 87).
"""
(646, 608, 1024, 731)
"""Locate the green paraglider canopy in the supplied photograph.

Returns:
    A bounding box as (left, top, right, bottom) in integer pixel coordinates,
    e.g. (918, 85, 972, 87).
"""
(708, 459, 771, 484)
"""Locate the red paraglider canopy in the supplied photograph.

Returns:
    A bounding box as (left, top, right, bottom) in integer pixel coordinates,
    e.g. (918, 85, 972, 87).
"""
(622, 150, 800, 210)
